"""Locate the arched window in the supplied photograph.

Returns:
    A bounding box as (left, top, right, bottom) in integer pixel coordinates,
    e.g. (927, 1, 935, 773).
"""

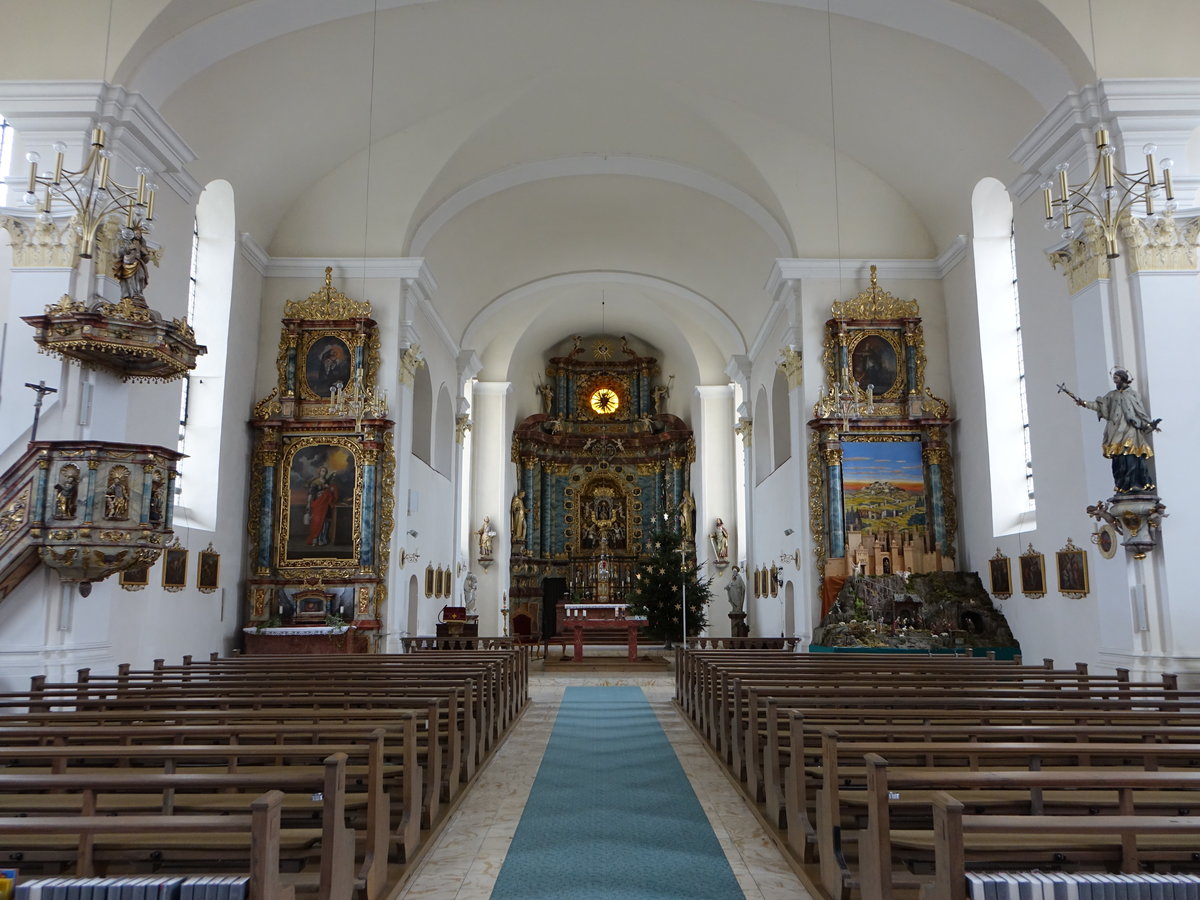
(753, 386, 771, 484)
(175, 181, 236, 529)
(411, 363, 433, 465)
(0, 116, 13, 206)
(972, 177, 1035, 534)
(433, 385, 454, 476)
(771, 366, 791, 470)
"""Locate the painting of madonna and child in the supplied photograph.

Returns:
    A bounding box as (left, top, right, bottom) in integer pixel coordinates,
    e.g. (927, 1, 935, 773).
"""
(284, 444, 358, 561)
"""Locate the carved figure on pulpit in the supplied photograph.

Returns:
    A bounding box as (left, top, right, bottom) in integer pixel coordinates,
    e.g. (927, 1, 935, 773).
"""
(53, 465, 80, 519)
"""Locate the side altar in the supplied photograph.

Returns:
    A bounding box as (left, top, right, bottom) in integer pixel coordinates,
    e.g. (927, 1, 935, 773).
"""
(806, 268, 1017, 655)
(242, 269, 395, 653)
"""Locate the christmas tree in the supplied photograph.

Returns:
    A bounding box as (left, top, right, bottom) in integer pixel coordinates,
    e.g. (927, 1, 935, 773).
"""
(626, 526, 712, 643)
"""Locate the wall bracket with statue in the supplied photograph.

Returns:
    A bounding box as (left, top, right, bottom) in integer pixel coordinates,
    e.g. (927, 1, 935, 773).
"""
(244, 269, 394, 650)
(807, 266, 958, 619)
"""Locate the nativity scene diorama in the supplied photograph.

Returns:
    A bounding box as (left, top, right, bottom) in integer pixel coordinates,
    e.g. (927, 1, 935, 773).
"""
(808, 267, 1018, 655)
(242, 269, 394, 653)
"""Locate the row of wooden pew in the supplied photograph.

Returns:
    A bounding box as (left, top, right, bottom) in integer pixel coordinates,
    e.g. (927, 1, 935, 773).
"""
(676, 649, 1200, 900)
(0, 647, 530, 899)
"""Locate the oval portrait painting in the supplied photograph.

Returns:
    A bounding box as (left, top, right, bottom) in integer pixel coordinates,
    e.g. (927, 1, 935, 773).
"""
(305, 335, 352, 399)
(851, 334, 899, 395)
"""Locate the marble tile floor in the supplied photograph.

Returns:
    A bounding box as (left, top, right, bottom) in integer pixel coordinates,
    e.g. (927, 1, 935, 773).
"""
(395, 672, 812, 900)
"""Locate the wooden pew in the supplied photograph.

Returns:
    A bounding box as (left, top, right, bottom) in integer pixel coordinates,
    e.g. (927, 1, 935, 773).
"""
(860, 756, 1200, 900)
(0, 748, 382, 898)
(0, 791, 295, 900)
(928, 790, 1200, 900)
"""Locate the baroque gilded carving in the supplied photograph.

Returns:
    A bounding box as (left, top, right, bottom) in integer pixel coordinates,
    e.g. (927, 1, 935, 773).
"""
(284, 266, 373, 320)
(1119, 210, 1200, 274)
(832, 265, 920, 319)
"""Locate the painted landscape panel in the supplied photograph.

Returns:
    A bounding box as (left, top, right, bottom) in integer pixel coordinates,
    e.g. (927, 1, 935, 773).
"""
(841, 440, 927, 535)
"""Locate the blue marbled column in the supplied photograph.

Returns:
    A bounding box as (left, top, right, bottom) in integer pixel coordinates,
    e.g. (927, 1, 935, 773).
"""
(285, 347, 297, 395)
(360, 463, 376, 567)
(32, 460, 49, 525)
(557, 375, 569, 418)
(905, 341, 919, 395)
(928, 460, 947, 554)
(257, 467, 274, 569)
(83, 460, 99, 523)
(653, 466, 665, 524)
(139, 465, 153, 526)
(827, 456, 845, 559)
(539, 468, 551, 557)
(165, 470, 178, 529)
(640, 375, 651, 416)
(522, 463, 536, 553)
(837, 343, 849, 380)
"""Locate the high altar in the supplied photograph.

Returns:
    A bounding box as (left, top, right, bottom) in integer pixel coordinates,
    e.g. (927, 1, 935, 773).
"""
(508, 335, 694, 640)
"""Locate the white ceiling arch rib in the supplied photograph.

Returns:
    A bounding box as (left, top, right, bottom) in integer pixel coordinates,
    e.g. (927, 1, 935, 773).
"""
(408, 155, 795, 258)
(126, 0, 1076, 113)
(463, 270, 745, 384)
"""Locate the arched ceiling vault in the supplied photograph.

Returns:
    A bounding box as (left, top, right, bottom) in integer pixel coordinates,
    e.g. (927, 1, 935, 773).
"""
(11, 0, 1124, 376)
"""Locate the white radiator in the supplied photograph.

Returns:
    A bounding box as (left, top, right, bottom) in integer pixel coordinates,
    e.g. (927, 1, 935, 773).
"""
(967, 871, 1200, 899)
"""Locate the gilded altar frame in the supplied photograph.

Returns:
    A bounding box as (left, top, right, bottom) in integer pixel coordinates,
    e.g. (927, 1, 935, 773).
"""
(807, 267, 956, 587)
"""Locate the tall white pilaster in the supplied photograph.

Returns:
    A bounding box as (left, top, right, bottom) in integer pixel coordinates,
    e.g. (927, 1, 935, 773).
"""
(470, 381, 513, 635)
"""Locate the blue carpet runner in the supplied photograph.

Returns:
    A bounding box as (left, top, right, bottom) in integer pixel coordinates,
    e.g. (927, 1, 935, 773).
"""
(490, 685, 744, 899)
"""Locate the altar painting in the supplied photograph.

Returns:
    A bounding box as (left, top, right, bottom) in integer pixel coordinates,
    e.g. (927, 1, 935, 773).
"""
(841, 440, 926, 535)
(282, 441, 359, 563)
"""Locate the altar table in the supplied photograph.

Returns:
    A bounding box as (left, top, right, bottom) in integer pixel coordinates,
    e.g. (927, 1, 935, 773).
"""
(564, 613, 648, 661)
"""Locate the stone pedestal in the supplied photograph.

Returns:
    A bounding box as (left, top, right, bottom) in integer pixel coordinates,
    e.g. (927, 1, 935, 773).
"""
(729, 612, 749, 638)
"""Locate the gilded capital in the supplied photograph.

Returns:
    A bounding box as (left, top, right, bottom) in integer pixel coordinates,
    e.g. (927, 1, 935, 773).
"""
(398, 344, 426, 386)
(455, 413, 472, 444)
(735, 417, 752, 446)
(1047, 218, 1111, 294)
(1, 214, 80, 268)
(1118, 211, 1200, 274)
(776, 346, 803, 390)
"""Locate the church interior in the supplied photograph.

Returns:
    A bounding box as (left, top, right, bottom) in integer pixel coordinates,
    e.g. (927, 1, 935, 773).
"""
(0, 1, 1198, 896)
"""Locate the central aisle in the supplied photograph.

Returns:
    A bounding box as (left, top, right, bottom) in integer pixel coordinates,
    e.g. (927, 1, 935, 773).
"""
(490, 685, 741, 898)
(397, 673, 810, 900)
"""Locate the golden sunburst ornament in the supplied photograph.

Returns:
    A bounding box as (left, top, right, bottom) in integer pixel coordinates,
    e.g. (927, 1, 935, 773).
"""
(590, 387, 619, 415)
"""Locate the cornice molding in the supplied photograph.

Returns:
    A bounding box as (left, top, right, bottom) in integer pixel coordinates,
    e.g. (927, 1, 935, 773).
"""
(0, 81, 200, 202)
